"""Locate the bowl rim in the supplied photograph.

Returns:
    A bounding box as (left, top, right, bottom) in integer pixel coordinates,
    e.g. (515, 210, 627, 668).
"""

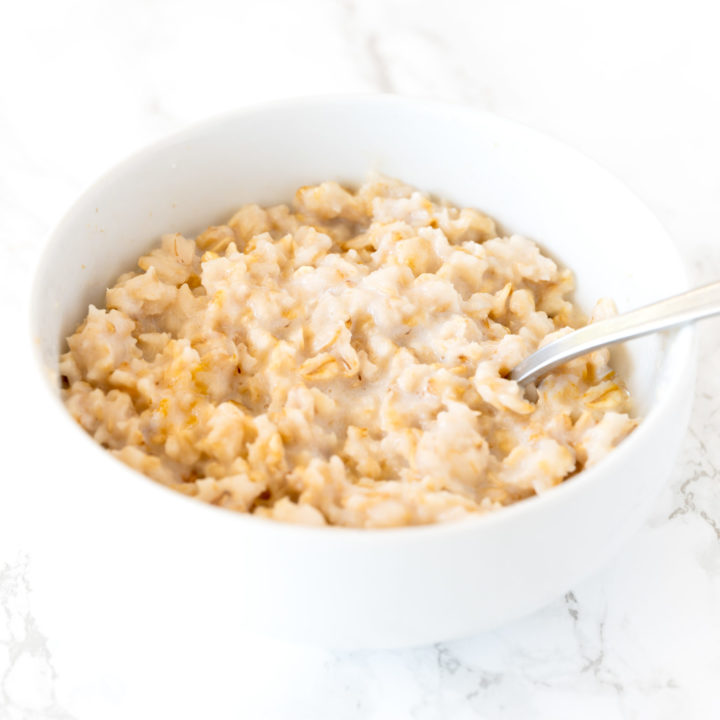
(29, 93, 698, 543)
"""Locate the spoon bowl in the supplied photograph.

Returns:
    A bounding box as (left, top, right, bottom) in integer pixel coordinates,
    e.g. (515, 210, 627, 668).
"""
(511, 280, 720, 385)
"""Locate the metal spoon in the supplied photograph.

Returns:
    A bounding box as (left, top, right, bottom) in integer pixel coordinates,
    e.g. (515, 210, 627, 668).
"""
(510, 280, 720, 386)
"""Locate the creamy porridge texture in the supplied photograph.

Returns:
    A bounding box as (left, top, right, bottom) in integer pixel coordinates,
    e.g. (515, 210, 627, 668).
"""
(60, 177, 636, 528)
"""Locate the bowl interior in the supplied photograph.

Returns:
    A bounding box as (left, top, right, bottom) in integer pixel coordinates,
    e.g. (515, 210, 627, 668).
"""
(33, 96, 689, 418)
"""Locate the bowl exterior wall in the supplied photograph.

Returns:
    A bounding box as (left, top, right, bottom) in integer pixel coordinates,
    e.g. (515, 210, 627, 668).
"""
(29, 96, 695, 648)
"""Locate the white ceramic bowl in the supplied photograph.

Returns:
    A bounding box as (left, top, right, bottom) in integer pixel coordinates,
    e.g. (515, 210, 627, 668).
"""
(31, 95, 695, 649)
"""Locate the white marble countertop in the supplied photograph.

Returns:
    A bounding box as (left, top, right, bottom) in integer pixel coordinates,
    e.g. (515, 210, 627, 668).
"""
(2, 0, 720, 717)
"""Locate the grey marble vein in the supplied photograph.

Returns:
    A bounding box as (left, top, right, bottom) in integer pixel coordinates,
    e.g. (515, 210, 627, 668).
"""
(337, 0, 394, 93)
(0, 558, 74, 720)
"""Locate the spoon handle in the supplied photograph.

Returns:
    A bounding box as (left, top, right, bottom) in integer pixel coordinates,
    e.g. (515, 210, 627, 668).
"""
(510, 280, 720, 385)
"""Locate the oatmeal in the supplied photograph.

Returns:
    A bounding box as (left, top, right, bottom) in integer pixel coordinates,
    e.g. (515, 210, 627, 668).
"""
(60, 177, 636, 528)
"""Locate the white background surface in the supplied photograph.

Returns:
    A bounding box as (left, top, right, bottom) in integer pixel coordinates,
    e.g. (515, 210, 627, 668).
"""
(2, 1, 720, 718)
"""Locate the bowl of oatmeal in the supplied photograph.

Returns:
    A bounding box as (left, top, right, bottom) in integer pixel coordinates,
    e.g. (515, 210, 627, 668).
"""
(31, 96, 695, 648)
